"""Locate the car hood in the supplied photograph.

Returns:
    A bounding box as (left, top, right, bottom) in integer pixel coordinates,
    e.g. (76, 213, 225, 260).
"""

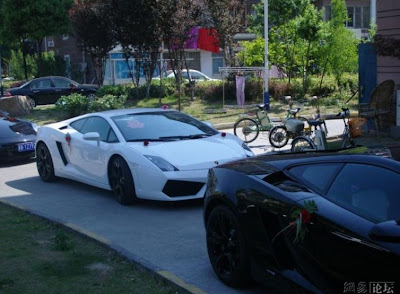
(127, 135, 249, 170)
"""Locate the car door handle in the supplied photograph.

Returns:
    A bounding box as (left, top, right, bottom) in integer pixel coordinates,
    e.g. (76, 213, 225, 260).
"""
(55, 89, 61, 92)
(33, 90, 39, 93)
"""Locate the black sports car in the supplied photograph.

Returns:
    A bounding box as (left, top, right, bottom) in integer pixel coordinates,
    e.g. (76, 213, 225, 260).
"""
(5, 76, 98, 107)
(0, 110, 37, 161)
(204, 153, 399, 294)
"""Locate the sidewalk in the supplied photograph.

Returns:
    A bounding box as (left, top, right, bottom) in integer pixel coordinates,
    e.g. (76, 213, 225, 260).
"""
(214, 119, 400, 160)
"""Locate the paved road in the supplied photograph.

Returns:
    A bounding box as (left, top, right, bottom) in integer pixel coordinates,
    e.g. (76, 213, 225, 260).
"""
(0, 159, 268, 294)
(0, 120, 345, 293)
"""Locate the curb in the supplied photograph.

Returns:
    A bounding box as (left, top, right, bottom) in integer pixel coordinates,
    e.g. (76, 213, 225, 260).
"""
(0, 199, 205, 294)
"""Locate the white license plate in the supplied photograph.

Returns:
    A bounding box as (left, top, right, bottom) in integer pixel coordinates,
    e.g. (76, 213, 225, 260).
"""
(17, 142, 35, 152)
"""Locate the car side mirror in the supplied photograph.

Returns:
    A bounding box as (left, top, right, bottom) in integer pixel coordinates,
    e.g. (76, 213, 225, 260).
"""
(83, 132, 100, 146)
(369, 220, 400, 243)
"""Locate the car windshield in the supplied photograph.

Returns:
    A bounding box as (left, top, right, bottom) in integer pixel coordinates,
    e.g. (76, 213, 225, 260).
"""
(111, 111, 218, 142)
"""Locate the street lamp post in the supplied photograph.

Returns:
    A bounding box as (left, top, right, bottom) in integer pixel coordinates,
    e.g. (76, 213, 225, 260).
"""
(264, 0, 269, 109)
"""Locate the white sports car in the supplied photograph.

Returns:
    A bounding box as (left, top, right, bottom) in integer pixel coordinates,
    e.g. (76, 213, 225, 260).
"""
(36, 108, 254, 205)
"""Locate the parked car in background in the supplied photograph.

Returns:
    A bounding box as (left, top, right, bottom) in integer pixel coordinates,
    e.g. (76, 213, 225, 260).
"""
(0, 109, 38, 161)
(154, 69, 219, 82)
(36, 108, 253, 205)
(204, 152, 400, 293)
(5, 76, 98, 107)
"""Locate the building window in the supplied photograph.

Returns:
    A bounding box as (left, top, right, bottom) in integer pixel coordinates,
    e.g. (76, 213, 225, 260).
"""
(347, 7, 370, 28)
(212, 52, 224, 75)
(324, 6, 370, 29)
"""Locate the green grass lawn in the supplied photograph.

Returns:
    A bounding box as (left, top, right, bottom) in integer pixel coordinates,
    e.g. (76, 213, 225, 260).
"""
(0, 203, 181, 294)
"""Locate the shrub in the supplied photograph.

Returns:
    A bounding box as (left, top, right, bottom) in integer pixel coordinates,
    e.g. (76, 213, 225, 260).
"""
(97, 85, 128, 97)
(56, 93, 126, 119)
(88, 94, 126, 112)
(56, 93, 90, 118)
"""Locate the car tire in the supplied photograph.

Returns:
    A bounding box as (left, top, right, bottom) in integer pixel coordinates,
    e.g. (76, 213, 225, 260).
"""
(28, 97, 37, 108)
(36, 142, 57, 182)
(87, 93, 97, 101)
(109, 157, 137, 205)
(206, 205, 251, 288)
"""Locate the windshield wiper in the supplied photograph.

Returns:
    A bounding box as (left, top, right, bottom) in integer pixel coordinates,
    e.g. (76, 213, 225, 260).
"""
(159, 134, 213, 140)
(127, 138, 169, 142)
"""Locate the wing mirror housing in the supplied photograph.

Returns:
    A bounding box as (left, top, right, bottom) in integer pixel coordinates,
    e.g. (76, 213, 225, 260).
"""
(82, 132, 100, 146)
(369, 220, 400, 243)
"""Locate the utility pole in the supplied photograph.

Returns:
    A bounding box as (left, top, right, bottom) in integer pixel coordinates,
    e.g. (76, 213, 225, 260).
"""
(263, 0, 269, 109)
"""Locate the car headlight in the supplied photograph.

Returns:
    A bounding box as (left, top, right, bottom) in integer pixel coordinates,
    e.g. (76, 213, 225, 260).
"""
(144, 155, 179, 171)
(31, 123, 39, 133)
(242, 142, 252, 152)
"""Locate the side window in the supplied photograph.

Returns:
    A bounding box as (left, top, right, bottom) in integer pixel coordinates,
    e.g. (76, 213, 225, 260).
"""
(288, 163, 342, 192)
(326, 164, 399, 223)
(70, 118, 87, 132)
(30, 82, 38, 89)
(37, 79, 53, 88)
(53, 78, 71, 88)
(80, 117, 114, 142)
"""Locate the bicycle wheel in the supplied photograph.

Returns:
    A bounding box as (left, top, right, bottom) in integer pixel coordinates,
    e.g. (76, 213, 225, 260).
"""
(269, 126, 289, 148)
(234, 118, 260, 143)
(291, 137, 316, 152)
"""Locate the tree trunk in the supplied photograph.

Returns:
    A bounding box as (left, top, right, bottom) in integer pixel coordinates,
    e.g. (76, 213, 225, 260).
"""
(37, 40, 44, 77)
(22, 40, 28, 80)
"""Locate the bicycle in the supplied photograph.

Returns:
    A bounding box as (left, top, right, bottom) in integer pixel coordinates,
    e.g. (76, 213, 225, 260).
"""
(291, 107, 355, 152)
(268, 108, 311, 148)
(233, 104, 306, 143)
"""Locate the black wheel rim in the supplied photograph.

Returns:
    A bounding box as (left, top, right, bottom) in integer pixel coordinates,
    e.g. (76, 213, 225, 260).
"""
(37, 145, 51, 179)
(207, 211, 240, 280)
(110, 161, 126, 202)
(270, 127, 288, 147)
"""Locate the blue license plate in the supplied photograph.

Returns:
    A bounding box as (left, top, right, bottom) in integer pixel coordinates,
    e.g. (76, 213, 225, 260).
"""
(17, 142, 35, 152)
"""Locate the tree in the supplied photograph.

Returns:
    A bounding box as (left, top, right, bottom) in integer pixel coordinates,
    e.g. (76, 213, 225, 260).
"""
(0, 0, 73, 79)
(318, 0, 359, 94)
(158, 0, 203, 110)
(111, 0, 162, 98)
(70, 0, 117, 86)
(204, 0, 246, 67)
(247, 0, 310, 37)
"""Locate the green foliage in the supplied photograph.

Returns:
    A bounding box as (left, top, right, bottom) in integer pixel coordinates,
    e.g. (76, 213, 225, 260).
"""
(9, 50, 37, 80)
(39, 51, 66, 77)
(88, 94, 126, 112)
(56, 93, 126, 119)
(97, 85, 129, 98)
(237, 38, 265, 66)
(56, 94, 90, 118)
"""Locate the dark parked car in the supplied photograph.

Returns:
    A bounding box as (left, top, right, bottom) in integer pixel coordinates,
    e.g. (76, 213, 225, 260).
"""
(5, 76, 98, 107)
(0, 110, 37, 161)
(204, 153, 399, 294)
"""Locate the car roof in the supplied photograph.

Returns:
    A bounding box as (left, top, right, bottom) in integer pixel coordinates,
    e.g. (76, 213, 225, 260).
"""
(71, 108, 178, 120)
(218, 151, 400, 175)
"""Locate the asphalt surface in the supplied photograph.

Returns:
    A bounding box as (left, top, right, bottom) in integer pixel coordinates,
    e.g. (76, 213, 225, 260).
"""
(0, 118, 393, 294)
(1, 158, 267, 294)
